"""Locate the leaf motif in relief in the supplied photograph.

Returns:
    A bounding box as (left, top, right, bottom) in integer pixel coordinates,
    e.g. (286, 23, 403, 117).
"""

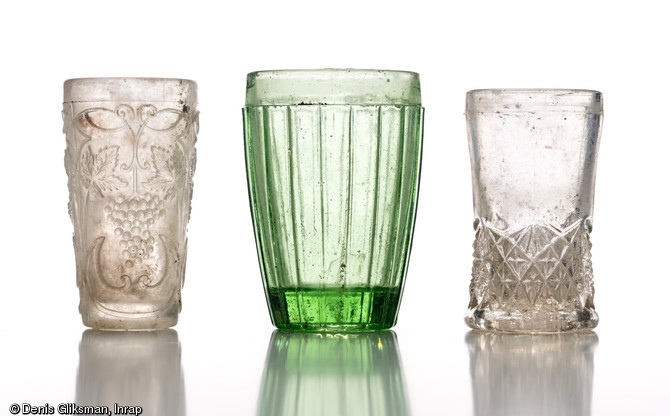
(80, 146, 127, 198)
(63, 110, 77, 222)
(65, 145, 76, 221)
(64, 115, 76, 181)
(188, 147, 197, 184)
(144, 145, 186, 200)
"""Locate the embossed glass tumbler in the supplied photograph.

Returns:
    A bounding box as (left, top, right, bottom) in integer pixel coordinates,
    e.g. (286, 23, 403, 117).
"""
(465, 89, 603, 332)
(63, 78, 198, 329)
(244, 70, 423, 330)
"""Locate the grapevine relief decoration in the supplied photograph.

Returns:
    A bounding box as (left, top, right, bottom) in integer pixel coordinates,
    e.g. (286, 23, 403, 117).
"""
(144, 145, 186, 201)
(63, 103, 197, 305)
(81, 146, 127, 198)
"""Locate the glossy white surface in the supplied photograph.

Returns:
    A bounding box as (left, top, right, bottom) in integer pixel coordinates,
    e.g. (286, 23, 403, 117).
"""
(1, 1, 669, 414)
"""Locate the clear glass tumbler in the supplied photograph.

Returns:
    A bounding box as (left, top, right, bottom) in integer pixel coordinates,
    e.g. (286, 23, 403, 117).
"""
(63, 78, 198, 329)
(465, 89, 603, 332)
(244, 69, 424, 330)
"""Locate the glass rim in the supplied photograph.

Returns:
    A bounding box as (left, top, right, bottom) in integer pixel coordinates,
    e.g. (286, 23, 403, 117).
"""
(63, 77, 197, 103)
(248, 68, 419, 77)
(245, 68, 421, 106)
(466, 88, 603, 114)
(467, 88, 602, 95)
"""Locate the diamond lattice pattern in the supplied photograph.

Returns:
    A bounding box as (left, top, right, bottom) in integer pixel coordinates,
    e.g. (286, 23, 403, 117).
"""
(470, 221, 593, 312)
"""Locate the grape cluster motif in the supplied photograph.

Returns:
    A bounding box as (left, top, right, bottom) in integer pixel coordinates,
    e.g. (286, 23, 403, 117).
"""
(104, 194, 165, 268)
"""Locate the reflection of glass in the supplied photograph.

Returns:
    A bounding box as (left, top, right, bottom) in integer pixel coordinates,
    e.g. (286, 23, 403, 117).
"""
(257, 330, 410, 416)
(466, 331, 598, 416)
(77, 329, 185, 416)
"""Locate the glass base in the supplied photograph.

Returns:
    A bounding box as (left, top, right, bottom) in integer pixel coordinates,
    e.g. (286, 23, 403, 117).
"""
(267, 286, 401, 331)
(80, 300, 179, 330)
(465, 307, 598, 333)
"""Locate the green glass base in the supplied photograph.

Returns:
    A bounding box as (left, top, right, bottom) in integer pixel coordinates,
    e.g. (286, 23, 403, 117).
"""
(267, 287, 401, 331)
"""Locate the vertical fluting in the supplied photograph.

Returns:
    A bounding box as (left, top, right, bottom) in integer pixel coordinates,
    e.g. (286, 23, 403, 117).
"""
(388, 106, 408, 288)
(246, 107, 274, 288)
(260, 107, 280, 288)
(286, 106, 305, 322)
(318, 106, 326, 324)
(364, 106, 384, 323)
(367, 106, 383, 289)
(245, 104, 423, 328)
(401, 107, 424, 281)
(344, 106, 354, 292)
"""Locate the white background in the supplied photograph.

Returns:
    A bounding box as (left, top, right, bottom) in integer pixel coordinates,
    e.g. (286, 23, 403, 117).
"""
(1, 1, 669, 415)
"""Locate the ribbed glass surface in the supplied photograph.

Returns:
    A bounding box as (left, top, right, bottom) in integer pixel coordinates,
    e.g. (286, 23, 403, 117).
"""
(244, 101, 423, 330)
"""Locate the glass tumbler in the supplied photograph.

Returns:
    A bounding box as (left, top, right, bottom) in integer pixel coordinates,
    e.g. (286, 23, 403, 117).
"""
(63, 78, 198, 329)
(244, 69, 424, 330)
(465, 89, 603, 332)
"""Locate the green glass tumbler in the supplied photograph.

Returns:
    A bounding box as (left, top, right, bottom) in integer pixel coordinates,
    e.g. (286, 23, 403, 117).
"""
(244, 69, 423, 331)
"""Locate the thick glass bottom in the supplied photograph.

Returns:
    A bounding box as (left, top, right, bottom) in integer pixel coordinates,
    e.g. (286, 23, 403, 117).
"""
(465, 307, 598, 333)
(267, 286, 401, 331)
(80, 300, 179, 330)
